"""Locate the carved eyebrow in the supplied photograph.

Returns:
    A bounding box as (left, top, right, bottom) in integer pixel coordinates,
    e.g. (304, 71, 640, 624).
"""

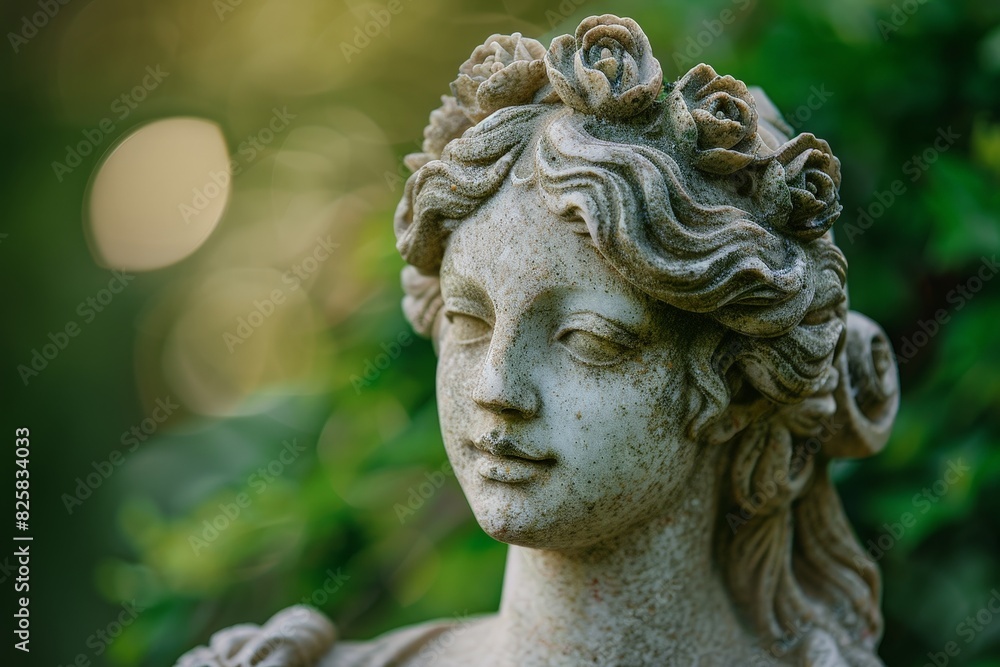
(440, 269, 493, 313)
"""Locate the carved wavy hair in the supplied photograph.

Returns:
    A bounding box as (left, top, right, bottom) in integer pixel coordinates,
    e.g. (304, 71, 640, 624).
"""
(394, 57, 898, 665)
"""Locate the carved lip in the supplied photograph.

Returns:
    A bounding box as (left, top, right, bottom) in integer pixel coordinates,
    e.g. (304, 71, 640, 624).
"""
(470, 432, 555, 462)
(469, 432, 555, 483)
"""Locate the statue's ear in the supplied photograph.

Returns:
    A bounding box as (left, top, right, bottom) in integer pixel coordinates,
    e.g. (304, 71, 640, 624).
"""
(824, 311, 899, 459)
(430, 309, 447, 356)
(401, 265, 444, 354)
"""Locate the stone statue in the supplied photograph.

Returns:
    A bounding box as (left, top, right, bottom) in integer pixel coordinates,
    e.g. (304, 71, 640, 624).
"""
(175, 14, 898, 667)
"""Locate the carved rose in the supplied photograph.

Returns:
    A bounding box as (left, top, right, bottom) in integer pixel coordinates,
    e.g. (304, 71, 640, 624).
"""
(545, 14, 662, 119)
(404, 95, 474, 171)
(676, 64, 759, 175)
(450, 32, 554, 122)
(774, 133, 842, 240)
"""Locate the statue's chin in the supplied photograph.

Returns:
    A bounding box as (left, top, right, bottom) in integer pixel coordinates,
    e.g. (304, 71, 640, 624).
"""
(471, 508, 553, 548)
(480, 527, 596, 551)
(470, 502, 627, 552)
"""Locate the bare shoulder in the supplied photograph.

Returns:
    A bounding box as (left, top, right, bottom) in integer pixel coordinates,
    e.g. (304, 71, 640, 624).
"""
(321, 614, 496, 667)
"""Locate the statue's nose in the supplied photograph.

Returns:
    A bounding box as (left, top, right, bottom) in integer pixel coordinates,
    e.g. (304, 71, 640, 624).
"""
(471, 334, 540, 418)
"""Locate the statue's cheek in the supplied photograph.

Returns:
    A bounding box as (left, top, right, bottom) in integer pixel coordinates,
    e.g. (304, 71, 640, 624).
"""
(436, 343, 486, 418)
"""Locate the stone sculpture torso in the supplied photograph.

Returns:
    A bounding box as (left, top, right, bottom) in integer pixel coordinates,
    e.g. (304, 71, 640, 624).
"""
(176, 14, 898, 667)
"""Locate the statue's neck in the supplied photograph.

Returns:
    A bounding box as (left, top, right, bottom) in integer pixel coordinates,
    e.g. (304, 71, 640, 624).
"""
(492, 494, 759, 666)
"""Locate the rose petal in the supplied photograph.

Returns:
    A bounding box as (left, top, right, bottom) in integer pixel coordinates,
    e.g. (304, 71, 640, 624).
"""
(691, 109, 746, 150)
(787, 196, 842, 241)
(460, 34, 507, 75)
(755, 159, 794, 223)
(574, 14, 613, 42)
(476, 59, 549, 116)
(582, 23, 637, 54)
(421, 95, 473, 156)
(614, 78, 661, 114)
(704, 91, 753, 122)
(520, 37, 548, 61)
(661, 86, 699, 147)
(491, 40, 515, 63)
(510, 33, 533, 60)
(693, 147, 757, 175)
(619, 51, 639, 90)
(545, 34, 589, 111)
(788, 188, 827, 221)
(574, 51, 614, 108)
(695, 74, 753, 105)
(593, 56, 619, 81)
(450, 74, 485, 120)
(774, 133, 840, 186)
(676, 64, 720, 98)
(805, 170, 835, 201)
(403, 152, 434, 171)
(755, 122, 785, 153)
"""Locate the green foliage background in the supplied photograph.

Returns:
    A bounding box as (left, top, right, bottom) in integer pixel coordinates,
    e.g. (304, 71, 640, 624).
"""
(1, 0, 998, 665)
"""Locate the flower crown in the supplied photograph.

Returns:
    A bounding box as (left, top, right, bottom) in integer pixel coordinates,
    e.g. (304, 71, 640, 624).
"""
(404, 14, 842, 242)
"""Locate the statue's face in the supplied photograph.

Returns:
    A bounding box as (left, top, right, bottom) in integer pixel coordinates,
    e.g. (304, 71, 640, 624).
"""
(436, 180, 706, 550)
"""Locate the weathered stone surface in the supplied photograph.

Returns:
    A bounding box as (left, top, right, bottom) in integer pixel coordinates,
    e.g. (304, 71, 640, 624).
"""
(175, 606, 335, 667)
(176, 14, 897, 667)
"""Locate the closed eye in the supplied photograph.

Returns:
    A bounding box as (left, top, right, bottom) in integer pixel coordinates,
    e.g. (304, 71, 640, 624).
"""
(445, 311, 492, 344)
(556, 329, 630, 366)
